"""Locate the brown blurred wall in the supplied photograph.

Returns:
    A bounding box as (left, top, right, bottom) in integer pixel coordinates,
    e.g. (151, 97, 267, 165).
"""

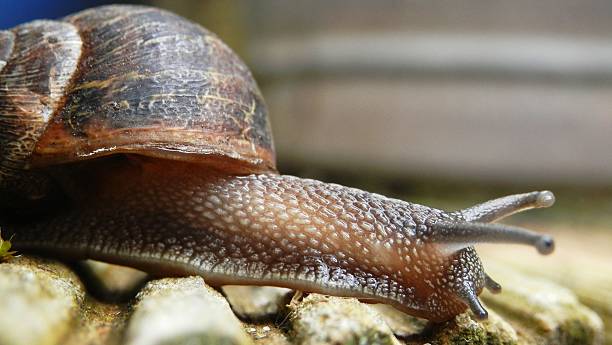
(154, 0, 612, 185)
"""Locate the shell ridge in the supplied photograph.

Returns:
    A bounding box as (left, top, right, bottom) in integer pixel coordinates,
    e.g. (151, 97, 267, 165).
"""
(31, 5, 276, 173)
(0, 20, 82, 196)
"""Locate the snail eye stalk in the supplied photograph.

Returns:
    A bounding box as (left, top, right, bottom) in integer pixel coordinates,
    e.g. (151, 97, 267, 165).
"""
(435, 190, 555, 254)
(461, 191, 555, 223)
(432, 221, 555, 255)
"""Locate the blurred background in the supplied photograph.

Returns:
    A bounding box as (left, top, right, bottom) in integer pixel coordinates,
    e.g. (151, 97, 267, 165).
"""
(1, 0, 611, 341)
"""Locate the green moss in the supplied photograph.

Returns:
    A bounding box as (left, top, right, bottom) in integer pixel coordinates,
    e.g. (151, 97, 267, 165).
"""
(445, 324, 516, 345)
(343, 329, 397, 345)
(449, 324, 487, 345)
(430, 314, 517, 345)
(558, 319, 596, 345)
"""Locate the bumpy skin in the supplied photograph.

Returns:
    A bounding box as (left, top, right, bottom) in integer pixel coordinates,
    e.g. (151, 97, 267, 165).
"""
(0, 5, 554, 322)
(9, 158, 486, 321)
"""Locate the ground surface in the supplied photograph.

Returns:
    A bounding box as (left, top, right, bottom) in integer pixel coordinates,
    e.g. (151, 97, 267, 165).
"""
(0, 231, 606, 345)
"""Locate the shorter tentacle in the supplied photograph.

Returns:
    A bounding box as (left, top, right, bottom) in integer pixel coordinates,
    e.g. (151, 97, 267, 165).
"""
(484, 273, 502, 294)
(457, 285, 488, 320)
(431, 221, 555, 255)
(460, 191, 555, 223)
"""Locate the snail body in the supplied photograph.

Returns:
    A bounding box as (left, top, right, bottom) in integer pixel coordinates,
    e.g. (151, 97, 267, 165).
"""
(0, 5, 555, 322)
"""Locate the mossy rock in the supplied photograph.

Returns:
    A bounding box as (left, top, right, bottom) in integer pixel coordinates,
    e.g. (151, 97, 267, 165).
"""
(0, 257, 604, 345)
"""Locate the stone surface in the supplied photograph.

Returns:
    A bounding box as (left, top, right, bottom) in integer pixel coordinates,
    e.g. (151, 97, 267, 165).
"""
(368, 304, 428, 339)
(244, 324, 291, 345)
(0, 255, 605, 345)
(428, 310, 519, 345)
(0, 256, 85, 345)
(82, 260, 148, 300)
(344, 300, 519, 345)
(480, 229, 612, 345)
(223, 286, 294, 321)
(62, 299, 127, 345)
(482, 264, 604, 345)
(124, 277, 252, 345)
(288, 294, 401, 345)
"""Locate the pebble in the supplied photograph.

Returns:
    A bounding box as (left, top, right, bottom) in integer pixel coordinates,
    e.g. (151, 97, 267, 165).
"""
(288, 294, 400, 345)
(222, 286, 293, 321)
(123, 276, 252, 345)
(0, 255, 604, 345)
(482, 265, 604, 345)
(0, 257, 84, 345)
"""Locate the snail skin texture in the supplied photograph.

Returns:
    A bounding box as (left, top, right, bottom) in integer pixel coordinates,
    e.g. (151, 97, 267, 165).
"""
(0, 5, 555, 322)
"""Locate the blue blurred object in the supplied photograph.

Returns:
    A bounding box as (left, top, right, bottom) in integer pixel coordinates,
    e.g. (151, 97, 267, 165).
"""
(0, 0, 141, 29)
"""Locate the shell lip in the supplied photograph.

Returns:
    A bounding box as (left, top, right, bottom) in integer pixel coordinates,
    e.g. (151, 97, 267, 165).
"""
(31, 130, 277, 174)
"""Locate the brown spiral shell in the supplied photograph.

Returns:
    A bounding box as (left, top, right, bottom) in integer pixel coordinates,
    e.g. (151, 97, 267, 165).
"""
(0, 5, 275, 204)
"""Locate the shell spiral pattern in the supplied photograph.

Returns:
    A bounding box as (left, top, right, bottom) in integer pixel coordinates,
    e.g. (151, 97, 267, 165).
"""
(0, 5, 275, 206)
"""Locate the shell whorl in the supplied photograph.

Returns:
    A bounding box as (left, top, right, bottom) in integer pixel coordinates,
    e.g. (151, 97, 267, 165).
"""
(0, 21, 81, 202)
(35, 5, 275, 172)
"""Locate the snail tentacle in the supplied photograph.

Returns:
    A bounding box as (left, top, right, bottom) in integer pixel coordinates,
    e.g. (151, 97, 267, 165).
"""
(457, 282, 488, 320)
(460, 191, 555, 223)
(484, 273, 502, 294)
(432, 221, 555, 255)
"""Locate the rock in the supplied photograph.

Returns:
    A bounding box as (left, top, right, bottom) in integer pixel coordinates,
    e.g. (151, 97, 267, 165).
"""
(288, 294, 400, 345)
(429, 310, 519, 345)
(368, 304, 428, 338)
(79, 260, 148, 301)
(482, 264, 604, 345)
(61, 299, 127, 345)
(0, 255, 604, 345)
(369, 302, 519, 344)
(223, 286, 294, 321)
(480, 230, 612, 345)
(422, 266, 603, 345)
(123, 276, 252, 345)
(244, 323, 292, 345)
(0, 256, 85, 345)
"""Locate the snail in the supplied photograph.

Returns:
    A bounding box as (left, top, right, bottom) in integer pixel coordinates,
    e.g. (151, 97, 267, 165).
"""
(0, 5, 555, 322)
